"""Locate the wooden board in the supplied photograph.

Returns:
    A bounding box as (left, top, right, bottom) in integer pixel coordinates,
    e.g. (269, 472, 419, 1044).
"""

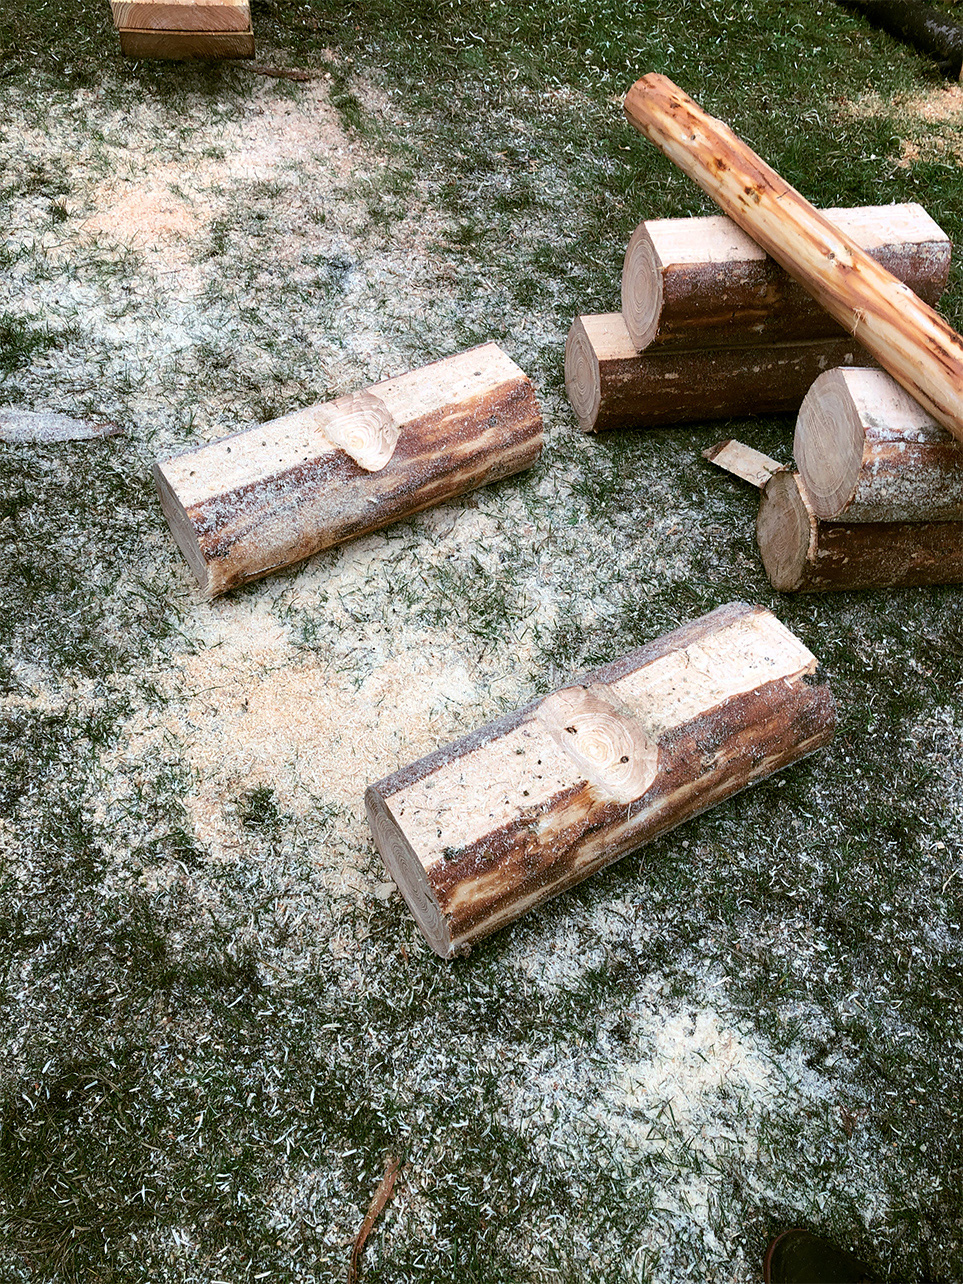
(366, 602, 835, 958)
(118, 27, 255, 58)
(111, 0, 251, 31)
(154, 343, 543, 597)
(621, 203, 950, 352)
(564, 313, 874, 432)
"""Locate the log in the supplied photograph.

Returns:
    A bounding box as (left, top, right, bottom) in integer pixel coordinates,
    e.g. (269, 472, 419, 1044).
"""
(118, 27, 255, 57)
(623, 74, 963, 444)
(110, 0, 251, 31)
(794, 366, 963, 522)
(564, 313, 874, 432)
(366, 601, 836, 958)
(154, 343, 543, 597)
(756, 469, 963, 591)
(621, 203, 950, 352)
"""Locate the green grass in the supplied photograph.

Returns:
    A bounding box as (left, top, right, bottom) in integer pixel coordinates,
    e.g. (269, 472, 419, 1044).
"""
(0, 0, 962, 1280)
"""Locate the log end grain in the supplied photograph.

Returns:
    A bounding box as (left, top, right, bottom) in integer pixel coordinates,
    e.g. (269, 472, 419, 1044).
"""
(564, 316, 603, 431)
(793, 367, 866, 520)
(365, 787, 457, 959)
(621, 223, 664, 351)
(152, 458, 216, 596)
(756, 471, 816, 592)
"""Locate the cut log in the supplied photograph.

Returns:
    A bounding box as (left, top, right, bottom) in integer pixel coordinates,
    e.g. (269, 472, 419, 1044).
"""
(110, 0, 251, 31)
(366, 601, 836, 959)
(756, 469, 963, 591)
(623, 74, 963, 444)
(794, 366, 963, 522)
(564, 313, 874, 432)
(154, 343, 543, 597)
(621, 203, 950, 352)
(118, 27, 255, 57)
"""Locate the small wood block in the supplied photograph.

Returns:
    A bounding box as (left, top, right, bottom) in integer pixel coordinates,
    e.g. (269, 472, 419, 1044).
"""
(564, 313, 875, 433)
(366, 602, 836, 958)
(111, 0, 251, 31)
(153, 343, 543, 597)
(703, 439, 785, 490)
(118, 27, 255, 58)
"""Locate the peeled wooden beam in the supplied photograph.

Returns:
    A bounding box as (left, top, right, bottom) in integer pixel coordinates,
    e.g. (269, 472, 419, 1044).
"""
(564, 313, 873, 432)
(624, 74, 963, 443)
(794, 366, 963, 521)
(111, 0, 251, 31)
(154, 343, 542, 597)
(621, 203, 950, 352)
(756, 469, 963, 592)
(366, 602, 836, 959)
(118, 27, 254, 57)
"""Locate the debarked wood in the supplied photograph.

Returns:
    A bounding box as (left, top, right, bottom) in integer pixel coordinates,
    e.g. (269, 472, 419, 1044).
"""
(153, 343, 543, 596)
(366, 602, 836, 959)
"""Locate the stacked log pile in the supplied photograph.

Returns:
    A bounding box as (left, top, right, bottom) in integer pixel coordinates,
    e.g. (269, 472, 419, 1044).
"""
(564, 203, 950, 432)
(110, 0, 255, 59)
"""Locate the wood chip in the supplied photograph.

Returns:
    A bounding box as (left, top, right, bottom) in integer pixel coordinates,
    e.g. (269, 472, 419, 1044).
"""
(347, 1155, 400, 1284)
(0, 409, 124, 444)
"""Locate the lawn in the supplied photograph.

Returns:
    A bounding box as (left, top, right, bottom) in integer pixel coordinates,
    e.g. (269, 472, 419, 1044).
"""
(0, 1, 961, 1280)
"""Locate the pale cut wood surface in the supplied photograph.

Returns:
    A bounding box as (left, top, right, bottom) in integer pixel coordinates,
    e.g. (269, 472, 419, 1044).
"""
(564, 312, 874, 432)
(366, 602, 836, 958)
(794, 366, 963, 522)
(118, 27, 254, 58)
(111, 0, 250, 32)
(621, 203, 950, 352)
(624, 74, 963, 444)
(154, 343, 543, 597)
(756, 470, 963, 592)
(703, 439, 785, 489)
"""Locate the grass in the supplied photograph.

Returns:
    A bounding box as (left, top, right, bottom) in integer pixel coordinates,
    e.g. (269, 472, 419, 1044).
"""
(0, 0, 962, 1281)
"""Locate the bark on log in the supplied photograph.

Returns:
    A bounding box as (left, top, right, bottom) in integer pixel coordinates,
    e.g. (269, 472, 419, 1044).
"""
(623, 74, 963, 443)
(118, 27, 255, 57)
(621, 203, 950, 352)
(756, 469, 963, 591)
(366, 601, 835, 959)
(154, 343, 543, 597)
(564, 313, 874, 432)
(794, 366, 963, 521)
(111, 0, 251, 31)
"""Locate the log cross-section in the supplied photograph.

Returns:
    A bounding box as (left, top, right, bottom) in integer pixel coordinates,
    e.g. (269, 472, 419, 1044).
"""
(366, 602, 835, 958)
(154, 343, 543, 596)
(623, 74, 963, 443)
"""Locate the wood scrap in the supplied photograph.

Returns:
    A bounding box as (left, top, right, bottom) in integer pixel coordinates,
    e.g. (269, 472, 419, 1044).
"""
(347, 1156, 400, 1284)
(0, 409, 123, 444)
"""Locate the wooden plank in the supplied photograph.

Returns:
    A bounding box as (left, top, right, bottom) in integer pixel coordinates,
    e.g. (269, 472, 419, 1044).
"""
(118, 27, 255, 58)
(703, 439, 785, 489)
(623, 74, 963, 444)
(564, 312, 874, 432)
(111, 0, 251, 32)
(366, 602, 836, 958)
(621, 203, 950, 351)
(154, 343, 543, 597)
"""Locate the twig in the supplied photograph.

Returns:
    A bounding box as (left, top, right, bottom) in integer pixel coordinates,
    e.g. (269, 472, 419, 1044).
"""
(347, 1156, 400, 1284)
(244, 64, 316, 81)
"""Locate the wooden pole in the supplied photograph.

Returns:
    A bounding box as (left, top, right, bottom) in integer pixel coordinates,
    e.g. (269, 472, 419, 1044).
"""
(366, 602, 835, 958)
(623, 74, 963, 443)
(154, 343, 543, 597)
(564, 313, 873, 432)
(621, 204, 950, 352)
(794, 366, 963, 522)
